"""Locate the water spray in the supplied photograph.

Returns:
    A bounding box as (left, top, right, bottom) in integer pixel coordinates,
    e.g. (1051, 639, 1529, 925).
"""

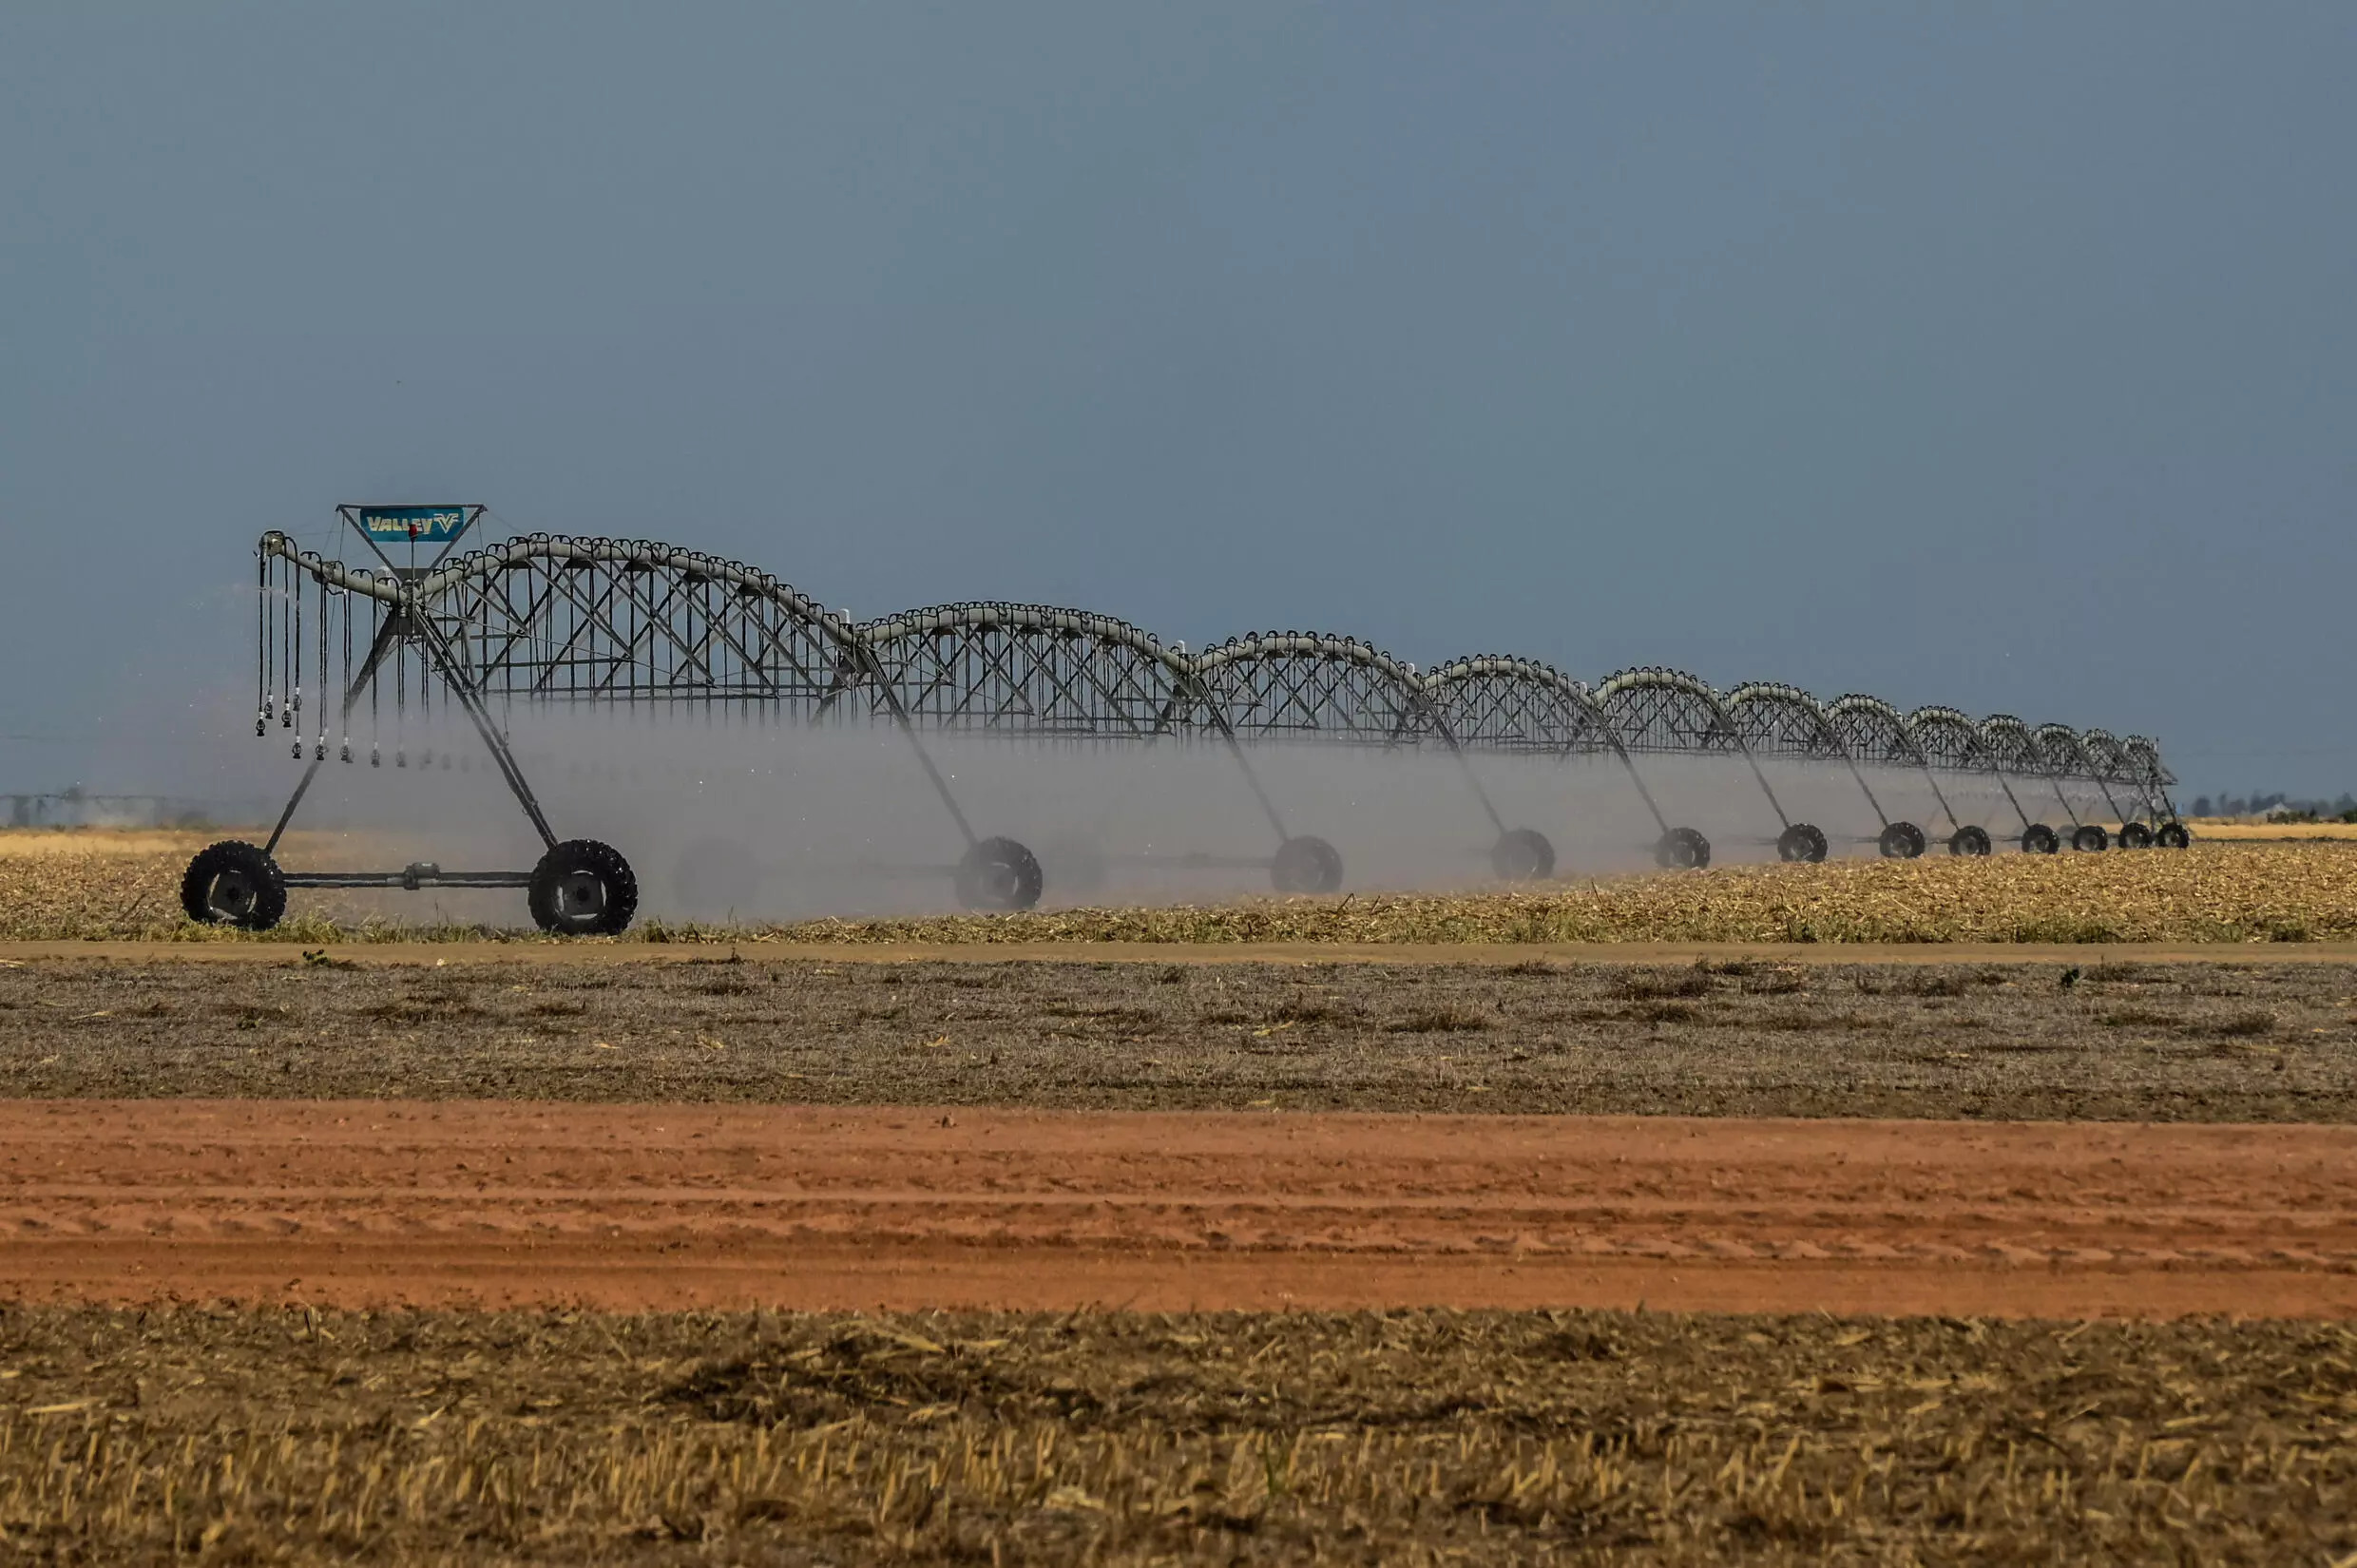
(182, 510, 2185, 935)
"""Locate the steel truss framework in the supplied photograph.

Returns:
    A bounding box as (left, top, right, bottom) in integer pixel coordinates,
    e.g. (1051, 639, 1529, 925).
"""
(198, 527, 2186, 933)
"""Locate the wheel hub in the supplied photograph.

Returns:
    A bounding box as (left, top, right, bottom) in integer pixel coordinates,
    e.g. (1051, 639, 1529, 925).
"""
(209, 871, 255, 918)
(560, 871, 605, 918)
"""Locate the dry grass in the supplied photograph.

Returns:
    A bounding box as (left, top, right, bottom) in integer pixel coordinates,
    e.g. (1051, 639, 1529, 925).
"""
(712, 841, 2357, 946)
(2185, 817, 2357, 840)
(0, 829, 499, 945)
(0, 830, 220, 859)
(0, 1305, 2349, 1564)
(8, 829, 2357, 945)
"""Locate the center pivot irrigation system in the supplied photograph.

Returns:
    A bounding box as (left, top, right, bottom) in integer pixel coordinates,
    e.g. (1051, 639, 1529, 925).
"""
(183, 508, 2187, 935)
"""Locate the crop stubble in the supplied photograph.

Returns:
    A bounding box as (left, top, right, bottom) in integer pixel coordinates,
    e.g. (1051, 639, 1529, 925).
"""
(0, 1305, 2349, 1564)
(4, 955, 2354, 1122)
(5, 830, 2356, 944)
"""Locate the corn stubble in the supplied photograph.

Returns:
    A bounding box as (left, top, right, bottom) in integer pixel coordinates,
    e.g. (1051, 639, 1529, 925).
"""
(8, 831, 2353, 944)
(767, 840, 2357, 946)
(0, 1307, 2348, 1564)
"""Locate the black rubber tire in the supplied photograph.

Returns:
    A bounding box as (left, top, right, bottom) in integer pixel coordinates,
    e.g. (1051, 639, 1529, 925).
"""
(1040, 837, 1109, 899)
(528, 839, 639, 935)
(2117, 821, 2156, 850)
(180, 840, 287, 931)
(1947, 825, 1993, 857)
(1654, 826, 1711, 870)
(955, 836, 1044, 911)
(2072, 824, 2111, 853)
(1877, 821, 1927, 860)
(1777, 823, 1829, 864)
(672, 838, 761, 916)
(2022, 824, 2060, 855)
(1271, 834, 1345, 895)
(2156, 821, 2192, 850)
(1490, 827, 1556, 882)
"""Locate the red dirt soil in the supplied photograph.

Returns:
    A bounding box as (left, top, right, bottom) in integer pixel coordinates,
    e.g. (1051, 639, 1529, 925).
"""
(2, 1102, 2350, 1319)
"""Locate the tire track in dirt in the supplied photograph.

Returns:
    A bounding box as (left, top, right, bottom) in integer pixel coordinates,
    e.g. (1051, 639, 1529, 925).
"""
(2, 1101, 2352, 1317)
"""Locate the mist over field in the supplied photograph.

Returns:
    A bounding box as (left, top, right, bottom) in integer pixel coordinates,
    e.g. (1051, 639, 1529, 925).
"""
(137, 694, 2120, 925)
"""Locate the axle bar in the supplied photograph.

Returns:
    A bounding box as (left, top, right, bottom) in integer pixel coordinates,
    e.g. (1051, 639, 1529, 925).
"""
(281, 866, 535, 891)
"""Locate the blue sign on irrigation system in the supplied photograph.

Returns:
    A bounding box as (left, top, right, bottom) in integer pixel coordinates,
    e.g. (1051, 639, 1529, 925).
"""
(355, 505, 474, 544)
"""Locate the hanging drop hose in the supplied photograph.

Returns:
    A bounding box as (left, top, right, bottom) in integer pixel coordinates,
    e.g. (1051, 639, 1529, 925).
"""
(369, 600, 382, 766)
(340, 586, 354, 762)
(287, 554, 303, 757)
(395, 624, 408, 768)
(314, 577, 330, 761)
(256, 551, 268, 736)
(278, 553, 292, 730)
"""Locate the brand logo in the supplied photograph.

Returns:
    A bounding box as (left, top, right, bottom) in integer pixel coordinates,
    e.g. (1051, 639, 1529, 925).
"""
(356, 507, 471, 544)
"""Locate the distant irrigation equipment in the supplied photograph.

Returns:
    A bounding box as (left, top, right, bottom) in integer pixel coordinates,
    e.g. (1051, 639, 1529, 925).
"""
(181, 508, 2186, 934)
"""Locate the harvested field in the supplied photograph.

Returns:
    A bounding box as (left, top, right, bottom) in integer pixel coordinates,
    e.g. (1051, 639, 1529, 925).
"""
(0, 1304, 2350, 1564)
(0, 829, 441, 945)
(5, 957, 2355, 1122)
(6, 828, 2357, 944)
(2188, 817, 2357, 840)
(12, 833, 2357, 1560)
(741, 841, 2357, 946)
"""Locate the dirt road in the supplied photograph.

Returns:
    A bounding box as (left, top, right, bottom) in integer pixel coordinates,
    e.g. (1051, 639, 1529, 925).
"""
(3, 1100, 2349, 1318)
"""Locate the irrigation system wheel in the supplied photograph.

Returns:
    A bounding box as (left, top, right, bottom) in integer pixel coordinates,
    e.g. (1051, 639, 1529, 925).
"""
(672, 837, 761, 916)
(1947, 825, 1993, 857)
(2117, 821, 2156, 850)
(1777, 823, 1830, 863)
(1654, 827, 1712, 870)
(1271, 834, 1345, 895)
(528, 840, 639, 935)
(954, 837, 1044, 911)
(2072, 824, 2111, 853)
(1489, 827, 1557, 882)
(180, 840, 288, 931)
(2022, 824, 2060, 855)
(2156, 821, 2193, 850)
(1877, 821, 1928, 859)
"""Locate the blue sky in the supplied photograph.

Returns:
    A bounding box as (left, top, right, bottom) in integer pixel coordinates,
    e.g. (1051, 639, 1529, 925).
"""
(3, 2, 2350, 798)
